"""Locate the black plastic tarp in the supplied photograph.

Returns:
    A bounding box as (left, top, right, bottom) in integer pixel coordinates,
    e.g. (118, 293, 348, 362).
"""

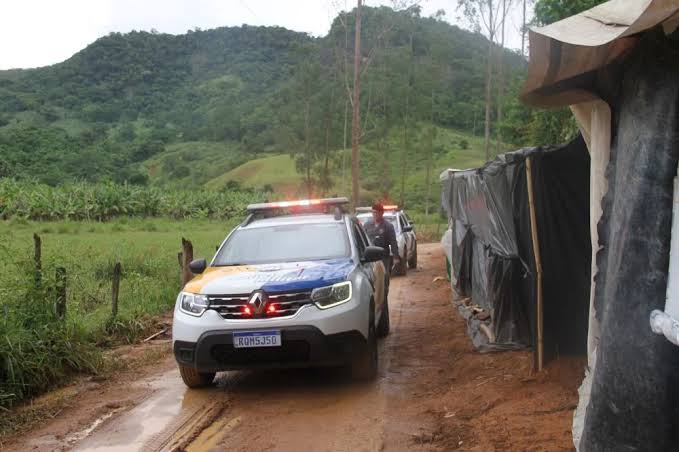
(580, 29, 679, 451)
(441, 137, 590, 359)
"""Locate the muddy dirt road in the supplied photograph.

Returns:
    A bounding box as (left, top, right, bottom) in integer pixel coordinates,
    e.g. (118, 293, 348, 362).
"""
(6, 243, 582, 451)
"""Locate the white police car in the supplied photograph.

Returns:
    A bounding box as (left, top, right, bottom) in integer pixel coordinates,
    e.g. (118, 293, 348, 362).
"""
(172, 198, 389, 387)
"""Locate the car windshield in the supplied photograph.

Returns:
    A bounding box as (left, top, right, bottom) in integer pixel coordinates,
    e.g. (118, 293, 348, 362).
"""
(213, 222, 350, 265)
(356, 214, 398, 230)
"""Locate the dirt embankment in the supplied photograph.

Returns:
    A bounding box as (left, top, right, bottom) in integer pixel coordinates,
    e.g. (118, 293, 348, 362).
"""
(3, 243, 583, 451)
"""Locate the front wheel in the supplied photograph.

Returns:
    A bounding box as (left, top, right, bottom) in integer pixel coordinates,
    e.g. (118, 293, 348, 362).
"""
(377, 294, 390, 338)
(178, 364, 215, 388)
(352, 315, 378, 380)
(408, 244, 418, 269)
(394, 254, 408, 277)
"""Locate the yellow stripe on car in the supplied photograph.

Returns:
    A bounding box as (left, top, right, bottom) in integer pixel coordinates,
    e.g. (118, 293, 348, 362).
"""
(183, 266, 253, 293)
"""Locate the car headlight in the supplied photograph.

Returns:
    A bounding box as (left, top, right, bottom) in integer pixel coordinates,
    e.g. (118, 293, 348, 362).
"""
(311, 281, 352, 309)
(178, 292, 209, 316)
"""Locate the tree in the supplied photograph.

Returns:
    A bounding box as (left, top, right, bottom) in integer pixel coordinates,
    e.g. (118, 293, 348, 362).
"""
(457, 0, 504, 161)
(533, 0, 607, 25)
(351, 0, 363, 205)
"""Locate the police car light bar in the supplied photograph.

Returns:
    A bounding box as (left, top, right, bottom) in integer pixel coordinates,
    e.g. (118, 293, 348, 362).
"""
(246, 197, 349, 212)
(383, 205, 399, 210)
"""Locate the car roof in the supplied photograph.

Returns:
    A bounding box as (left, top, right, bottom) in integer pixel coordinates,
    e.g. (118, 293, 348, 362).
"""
(239, 213, 346, 230)
(356, 212, 397, 217)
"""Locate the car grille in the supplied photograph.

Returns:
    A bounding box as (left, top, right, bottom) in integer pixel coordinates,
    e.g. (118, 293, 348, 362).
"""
(210, 341, 310, 365)
(207, 290, 314, 320)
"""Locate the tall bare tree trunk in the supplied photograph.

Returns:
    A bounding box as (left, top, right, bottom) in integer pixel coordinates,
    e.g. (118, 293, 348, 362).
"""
(496, 0, 507, 157)
(521, 0, 527, 58)
(351, 0, 362, 205)
(400, 31, 413, 207)
(323, 79, 336, 196)
(382, 62, 390, 199)
(425, 89, 435, 216)
(400, 107, 408, 206)
(304, 96, 312, 197)
(342, 99, 348, 189)
(484, 0, 495, 162)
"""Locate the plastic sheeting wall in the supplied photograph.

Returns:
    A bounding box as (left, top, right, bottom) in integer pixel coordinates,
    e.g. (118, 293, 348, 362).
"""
(512, 137, 592, 365)
(441, 139, 590, 360)
(580, 29, 679, 451)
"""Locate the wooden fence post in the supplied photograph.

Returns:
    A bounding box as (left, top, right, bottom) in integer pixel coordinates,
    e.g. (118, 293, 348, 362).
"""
(55, 267, 67, 319)
(111, 262, 121, 318)
(33, 233, 42, 287)
(181, 238, 194, 287)
(526, 156, 544, 372)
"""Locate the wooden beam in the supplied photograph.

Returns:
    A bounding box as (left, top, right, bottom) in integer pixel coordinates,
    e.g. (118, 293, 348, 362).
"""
(526, 156, 544, 371)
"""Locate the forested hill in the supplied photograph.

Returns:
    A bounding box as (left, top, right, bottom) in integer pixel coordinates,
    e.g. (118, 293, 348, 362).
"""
(0, 6, 524, 187)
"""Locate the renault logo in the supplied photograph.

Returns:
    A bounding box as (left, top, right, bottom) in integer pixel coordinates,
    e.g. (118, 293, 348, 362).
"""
(248, 291, 267, 314)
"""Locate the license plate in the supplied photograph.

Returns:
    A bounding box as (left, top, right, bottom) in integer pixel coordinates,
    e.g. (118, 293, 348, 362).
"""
(233, 330, 281, 348)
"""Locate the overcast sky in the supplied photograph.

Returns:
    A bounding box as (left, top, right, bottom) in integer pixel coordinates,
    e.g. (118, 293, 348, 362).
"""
(0, 0, 528, 70)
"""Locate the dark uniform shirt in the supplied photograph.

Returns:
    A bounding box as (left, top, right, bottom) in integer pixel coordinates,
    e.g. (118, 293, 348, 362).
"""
(363, 218, 399, 267)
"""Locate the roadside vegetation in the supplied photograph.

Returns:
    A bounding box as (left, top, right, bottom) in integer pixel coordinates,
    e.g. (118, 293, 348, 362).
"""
(0, 179, 264, 221)
(0, 218, 236, 413)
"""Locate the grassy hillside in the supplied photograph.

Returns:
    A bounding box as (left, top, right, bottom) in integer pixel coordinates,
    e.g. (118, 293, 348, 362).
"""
(144, 141, 249, 188)
(204, 126, 489, 209)
(0, 6, 524, 188)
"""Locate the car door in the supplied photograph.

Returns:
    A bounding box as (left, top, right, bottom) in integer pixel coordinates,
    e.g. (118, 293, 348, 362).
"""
(352, 220, 385, 321)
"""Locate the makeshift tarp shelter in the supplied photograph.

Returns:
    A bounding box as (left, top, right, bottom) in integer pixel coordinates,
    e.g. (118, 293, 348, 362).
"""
(441, 138, 591, 365)
(522, 1, 679, 450)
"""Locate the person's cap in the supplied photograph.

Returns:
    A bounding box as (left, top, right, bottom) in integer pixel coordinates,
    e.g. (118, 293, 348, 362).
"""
(371, 203, 384, 212)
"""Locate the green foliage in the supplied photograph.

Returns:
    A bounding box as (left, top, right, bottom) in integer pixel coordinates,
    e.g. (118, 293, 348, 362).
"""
(533, 0, 608, 25)
(0, 6, 525, 193)
(0, 179, 264, 221)
(498, 71, 579, 147)
(0, 218, 236, 409)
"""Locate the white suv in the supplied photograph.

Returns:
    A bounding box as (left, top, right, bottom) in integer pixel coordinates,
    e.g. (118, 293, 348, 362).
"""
(172, 198, 390, 387)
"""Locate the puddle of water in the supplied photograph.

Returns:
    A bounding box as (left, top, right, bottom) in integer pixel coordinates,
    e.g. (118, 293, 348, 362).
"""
(71, 370, 215, 452)
(186, 415, 242, 452)
(65, 407, 125, 445)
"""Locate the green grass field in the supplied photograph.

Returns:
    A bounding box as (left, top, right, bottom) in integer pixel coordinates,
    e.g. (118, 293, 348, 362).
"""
(0, 218, 236, 410)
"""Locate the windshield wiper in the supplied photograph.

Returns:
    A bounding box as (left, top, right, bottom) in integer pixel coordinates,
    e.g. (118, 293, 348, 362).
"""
(214, 263, 247, 267)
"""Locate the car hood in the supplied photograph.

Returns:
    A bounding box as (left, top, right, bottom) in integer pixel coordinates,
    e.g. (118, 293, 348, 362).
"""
(183, 258, 356, 295)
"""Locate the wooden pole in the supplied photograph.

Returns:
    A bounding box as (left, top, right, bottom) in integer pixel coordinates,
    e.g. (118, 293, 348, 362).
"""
(351, 0, 362, 205)
(55, 267, 67, 319)
(525, 156, 544, 371)
(111, 262, 121, 318)
(181, 238, 194, 287)
(33, 233, 42, 287)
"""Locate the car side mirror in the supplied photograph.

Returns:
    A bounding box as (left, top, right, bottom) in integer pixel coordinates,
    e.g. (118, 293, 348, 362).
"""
(362, 246, 386, 263)
(189, 258, 207, 274)
(403, 226, 413, 232)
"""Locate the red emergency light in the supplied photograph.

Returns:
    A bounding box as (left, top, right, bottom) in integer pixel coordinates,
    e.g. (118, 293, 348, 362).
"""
(247, 197, 349, 213)
(383, 205, 399, 211)
(242, 305, 252, 316)
(266, 304, 277, 315)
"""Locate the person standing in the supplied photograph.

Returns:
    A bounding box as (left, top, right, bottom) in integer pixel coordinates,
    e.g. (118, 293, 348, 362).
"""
(362, 203, 400, 292)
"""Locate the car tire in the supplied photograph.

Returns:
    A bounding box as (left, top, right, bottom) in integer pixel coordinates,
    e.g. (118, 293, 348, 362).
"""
(377, 294, 390, 338)
(408, 243, 418, 269)
(394, 253, 408, 276)
(352, 308, 378, 381)
(178, 364, 215, 388)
